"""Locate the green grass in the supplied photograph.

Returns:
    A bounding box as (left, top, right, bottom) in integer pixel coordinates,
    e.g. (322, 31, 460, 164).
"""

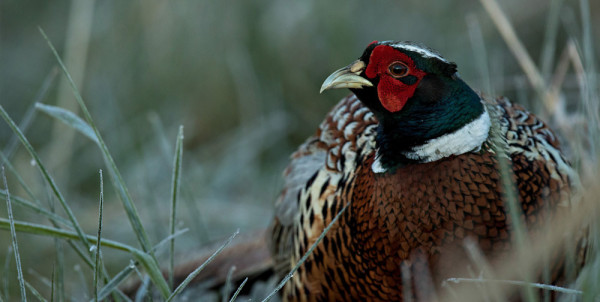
(168, 126, 184, 291)
(0, 0, 598, 301)
(2, 167, 26, 301)
(93, 169, 104, 302)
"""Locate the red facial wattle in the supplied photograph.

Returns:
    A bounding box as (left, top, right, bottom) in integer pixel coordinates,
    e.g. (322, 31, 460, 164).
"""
(365, 45, 426, 113)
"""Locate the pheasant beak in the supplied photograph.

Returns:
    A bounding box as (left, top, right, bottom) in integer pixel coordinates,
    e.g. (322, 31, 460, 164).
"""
(320, 60, 373, 93)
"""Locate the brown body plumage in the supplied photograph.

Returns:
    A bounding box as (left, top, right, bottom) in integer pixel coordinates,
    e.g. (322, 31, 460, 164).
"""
(271, 88, 578, 300)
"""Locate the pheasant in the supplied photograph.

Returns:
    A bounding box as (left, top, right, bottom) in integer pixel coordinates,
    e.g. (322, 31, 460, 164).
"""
(270, 41, 581, 301)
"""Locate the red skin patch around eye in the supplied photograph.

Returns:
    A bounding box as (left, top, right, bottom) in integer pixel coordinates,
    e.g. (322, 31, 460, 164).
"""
(365, 45, 426, 112)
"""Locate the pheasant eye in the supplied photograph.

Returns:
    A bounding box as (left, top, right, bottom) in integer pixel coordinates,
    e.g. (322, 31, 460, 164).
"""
(388, 62, 409, 78)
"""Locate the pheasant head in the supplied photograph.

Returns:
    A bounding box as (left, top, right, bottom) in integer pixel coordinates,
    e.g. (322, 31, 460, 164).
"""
(321, 41, 491, 172)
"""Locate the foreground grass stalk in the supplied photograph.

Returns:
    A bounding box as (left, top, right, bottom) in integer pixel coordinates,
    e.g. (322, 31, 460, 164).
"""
(134, 275, 151, 302)
(0, 219, 130, 252)
(38, 27, 156, 259)
(262, 201, 351, 302)
(0, 217, 170, 297)
(47, 0, 96, 186)
(2, 247, 10, 302)
(50, 266, 55, 302)
(0, 190, 71, 227)
(166, 230, 240, 302)
(539, 0, 563, 77)
(0, 105, 123, 297)
(222, 266, 236, 302)
(0, 152, 38, 202)
(94, 170, 104, 302)
(1, 175, 122, 298)
(401, 262, 413, 302)
(96, 264, 136, 301)
(3, 68, 58, 160)
(578, 0, 599, 158)
(35, 104, 184, 297)
(462, 238, 506, 301)
(228, 277, 248, 302)
(479, 0, 554, 114)
(2, 220, 186, 300)
(444, 278, 582, 296)
(38, 28, 169, 298)
(466, 14, 493, 96)
(54, 240, 64, 302)
(169, 126, 184, 290)
(0, 105, 92, 249)
(24, 280, 47, 302)
(496, 145, 537, 302)
(2, 167, 27, 301)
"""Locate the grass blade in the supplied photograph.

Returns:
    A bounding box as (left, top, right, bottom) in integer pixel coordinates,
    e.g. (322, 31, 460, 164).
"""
(3, 247, 11, 302)
(35, 103, 99, 144)
(152, 229, 189, 253)
(3, 67, 58, 160)
(2, 166, 27, 301)
(443, 278, 582, 296)
(96, 263, 135, 301)
(74, 265, 90, 300)
(0, 217, 168, 296)
(38, 27, 154, 255)
(25, 280, 48, 302)
(462, 238, 506, 301)
(466, 14, 493, 95)
(0, 218, 132, 253)
(134, 275, 150, 302)
(0, 190, 71, 227)
(494, 140, 537, 302)
(479, 0, 552, 111)
(38, 27, 168, 297)
(262, 201, 351, 302)
(401, 261, 413, 302)
(0, 105, 92, 249)
(54, 240, 64, 302)
(222, 266, 236, 302)
(94, 170, 104, 302)
(0, 217, 169, 298)
(169, 126, 184, 289)
(35, 102, 121, 296)
(50, 265, 55, 302)
(2, 185, 123, 300)
(228, 277, 248, 302)
(166, 229, 240, 302)
(37, 33, 166, 298)
(1, 146, 38, 202)
(578, 0, 599, 158)
(579, 0, 597, 81)
(539, 0, 564, 77)
(131, 251, 170, 298)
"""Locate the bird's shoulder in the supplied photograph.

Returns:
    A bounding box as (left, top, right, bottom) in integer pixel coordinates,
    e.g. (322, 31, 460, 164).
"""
(273, 94, 378, 226)
(485, 96, 578, 204)
(270, 94, 377, 277)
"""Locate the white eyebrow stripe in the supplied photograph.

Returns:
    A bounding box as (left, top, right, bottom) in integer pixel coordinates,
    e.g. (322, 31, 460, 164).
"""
(390, 43, 448, 63)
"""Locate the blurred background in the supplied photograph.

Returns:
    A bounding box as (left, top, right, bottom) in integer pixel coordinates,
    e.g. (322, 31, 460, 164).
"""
(1, 0, 599, 299)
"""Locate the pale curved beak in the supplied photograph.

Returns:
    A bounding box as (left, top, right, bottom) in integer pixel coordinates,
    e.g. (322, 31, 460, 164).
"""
(320, 60, 373, 93)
